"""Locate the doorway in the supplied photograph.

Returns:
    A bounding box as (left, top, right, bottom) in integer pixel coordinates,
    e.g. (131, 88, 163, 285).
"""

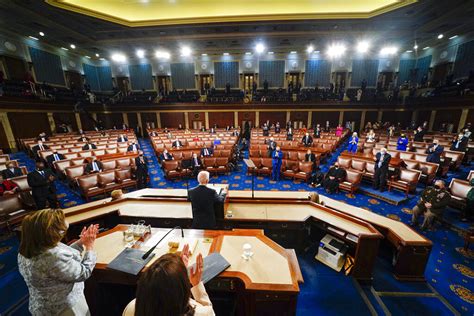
(199, 74, 212, 94)
(432, 63, 452, 86)
(243, 74, 254, 93)
(156, 76, 170, 95)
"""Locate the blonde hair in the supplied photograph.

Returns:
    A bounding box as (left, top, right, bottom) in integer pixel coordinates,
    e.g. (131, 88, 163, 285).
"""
(111, 189, 123, 201)
(309, 192, 320, 204)
(19, 209, 67, 258)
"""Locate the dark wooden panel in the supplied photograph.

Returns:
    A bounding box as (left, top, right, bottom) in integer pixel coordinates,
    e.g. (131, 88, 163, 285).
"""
(3, 56, 27, 80)
(96, 113, 123, 130)
(365, 111, 378, 126)
(381, 111, 413, 128)
(417, 110, 431, 127)
(208, 112, 233, 128)
(79, 113, 96, 131)
(343, 111, 362, 131)
(160, 112, 184, 128)
(466, 109, 474, 130)
(311, 111, 340, 127)
(433, 109, 462, 131)
(0, 121, 11, 153)
(53, 112, 78, 131)
(127, 113, 139, 129)
(187, 112, 205, 128)
(238, 111, 255, 128)
(141, 113, 157, 129)
(290, 111, 308, 126)
(7, 112, 50, 140)
(259, 111, 286, 126)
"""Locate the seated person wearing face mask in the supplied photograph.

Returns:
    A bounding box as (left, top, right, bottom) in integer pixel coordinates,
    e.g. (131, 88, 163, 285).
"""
(159, 149, 174, 163)
(82, 142, 97, 150)
(85, 158, 103, 174)
(411, 180, 451, 230)
(426, 139, 444, 164)
(450, 133, 468, 152)
(2, 162, 23, 179)
(0, 174, 19, 196)
(322, 163, 346, 194)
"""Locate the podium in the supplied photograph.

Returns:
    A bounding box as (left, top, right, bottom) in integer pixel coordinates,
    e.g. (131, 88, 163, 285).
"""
(243, 159, 256, 198)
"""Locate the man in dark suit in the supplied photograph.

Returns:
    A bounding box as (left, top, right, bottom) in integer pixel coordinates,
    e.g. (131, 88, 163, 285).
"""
(374, 147, 391, 192)
(302, 133, 313, 147)
(135, 151, 148, 189)
(450, 133, 468, 152)
(413, 127, 426, 142)
(117, 134, 128, 142)
(149, 131, 158, 137)
(426, 139, 444, 164)
(85, 158, 103, 174)
(2, 162, 23, 179)
(190, 153, 202, 176)
(200, 146, 213, 157)
(27, 161, 58, 209)
(322, 163, 346, 194)
(172, 138, 183, 148)
(77, 134, 89, 142)
(32, 141, 49, 156)
(313, 124, 321, 138)
(82, 142, 97, 150)
(286, 127, 293, 141)
(275, 122, 281, 133)
(262, 123, 269, 136)
(188, 171, 227, 229)
(127, 142, 140, 152)
(46, 151, 65, 168)
(159, 149, 174, 163)
(37, 132, 49, 142)
(267, 137, 277, 157)
(305, 149, 317, 171)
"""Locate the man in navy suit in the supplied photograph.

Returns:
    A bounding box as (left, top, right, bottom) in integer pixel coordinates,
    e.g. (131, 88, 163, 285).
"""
(188, 171, 227, 229)
(374, 147, 391, 192)
(127, 142, 140, 152)
(159, 149, 174, 163)
(2, 162, 23, 179)
(426, 139, 444, 164)
(135, 151, 148, 189)
(200, 146, 213, 157)
(27, 161, 58, 209)
(117, 134, 128, 142)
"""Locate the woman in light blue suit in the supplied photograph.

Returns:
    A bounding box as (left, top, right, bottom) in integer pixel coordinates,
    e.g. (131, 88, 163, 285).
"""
(347, 132, 359, 153)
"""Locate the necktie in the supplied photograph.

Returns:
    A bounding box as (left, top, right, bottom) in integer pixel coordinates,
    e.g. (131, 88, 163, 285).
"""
(39, 170, 44, 177)
(379, 155, 383, 168)
(54, 154, 59, 161)
(40, 145, 44, 151)
(93, 162, 98, 171)
(205, 149, 208, 155)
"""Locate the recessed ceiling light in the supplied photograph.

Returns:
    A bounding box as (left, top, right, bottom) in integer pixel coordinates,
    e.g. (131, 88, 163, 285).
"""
(314, 50, 320, 54)
(437, 34, 444, 39)
(39, 32, 45, 37)
(255, 43, 265, 54)
(61, 47, 69, 51)
(180, 46, 192, 57)
(290, 51, 297, 54)
(413, 45, 418, 50)
(28, 36, 39, 41)
(380, 46, 398, 56)
(85, 56, 91, 59)
(449, 35, 458, 40)
(95, 53, 100, 57)
(245, 52, 252, 55)
(306, 45, 314, 54)
(223, 52, 229, 56)
(99, 57, 105, 61)
(327, 44, 346, 58)
(405, 50, 413, 53)
(423, 46, 430, 50)
(136, 49, 145, 58)
(201, 53, 208, 56)
(268, 51, 274, 55)
(156, 50, 171, 59)
(356, 41, 370, 53)
(111, 53, 126, 62)
(70, 44, 76, 49)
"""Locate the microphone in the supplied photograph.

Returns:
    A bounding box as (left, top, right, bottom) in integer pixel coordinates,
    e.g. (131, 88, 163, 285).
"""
(142, 226, 184, 260)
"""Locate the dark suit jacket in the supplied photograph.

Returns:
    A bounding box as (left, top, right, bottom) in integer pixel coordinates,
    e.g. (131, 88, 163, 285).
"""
(375, 152, 391, 171)
(426, 145, 444, 164)
(135, 156, 148, 173)
(27, 169, 56, 198)
(313, 128, 321, 138)
(85, 161, 104, 174)
(172, 140, 183, 148)
(201, 148, 213, 157)
(305, 153, 316, 163)
(32, 144, 50, 155)
(450, 138, 468, 152)
(46, 153, 66, 165)
(78, 137, 90, 142)
(188, 185, 226, 229)
(117, 136, 128, 142)
(302, 136, 313, 146)
(159, 152, 173, 162)
(82, 144, 97, 150)
(191, 157, 202, 169)
(2, 167, 23, 179)
(413, 130, 426, 142)
(127, 144, 140, 152)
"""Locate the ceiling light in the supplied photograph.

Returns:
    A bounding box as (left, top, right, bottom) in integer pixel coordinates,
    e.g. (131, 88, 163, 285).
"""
(380, 46, 398, 55)
(39, 32, 45, 37)
(136, 49, 145, 58)
(437, 34, 444, 39)
(306, 45, 314, 54)
(413, 44, 418, 50)
(245, 52, 252, 55)
(449, 35, 458, 40)
(405, 50, 413, 53)
(356, 41, 370, 53)
(180, 46, 192, 57)
(423, 46, 430, 50)
(314, 50, 320, 54)
(111, 53, 127, 62)
(255, 43, 265, 54)
(201, 53, 208, 56)
(28, 36, 39, 41)
(155, 50, 171, 59)
(99, 58, 106, 61)
(290, 51, 297, 54)
(327, 44, 346, 58)
(95, 53, 100, 57)
(61, 47, 69, 51)
(268, 51, 274, 55)
(223, 52, 229, 56)
(70, 44, 76, 49)
(85, 56, 91, 59)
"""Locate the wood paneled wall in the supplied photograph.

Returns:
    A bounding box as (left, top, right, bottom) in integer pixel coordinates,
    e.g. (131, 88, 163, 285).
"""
(343, 111, 362, 131)
(238, 111, 255, 127)
(160, 112, 185, 128)
(208, 112, 233, 128)
(7, 112, 50, 139)
(381, 110, 413, 127)
(127, 113, 139, 128)
(260, 111, 286, 125)
(187, 112, 205, 128)
(96, 113, 123, 129)
(290, 111, 308, 125)
(433, 109, 462, 131)
(311, 111, 340, 127)
(365, 111, 378, 125)
(0, 121, 10, 153)
(141, 113, 157, 128)
(53, 112, 78, 131)
(79, 113, 96, 131)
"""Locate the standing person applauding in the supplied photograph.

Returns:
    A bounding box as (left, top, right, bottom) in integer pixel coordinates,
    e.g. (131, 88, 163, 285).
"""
(18, 209, 98, 316)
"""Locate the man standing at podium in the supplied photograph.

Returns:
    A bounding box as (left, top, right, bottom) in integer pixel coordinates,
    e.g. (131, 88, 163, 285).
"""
(188, 171, 227, 229)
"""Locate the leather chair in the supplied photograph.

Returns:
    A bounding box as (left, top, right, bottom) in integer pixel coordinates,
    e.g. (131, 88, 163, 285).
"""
(282, 160, 298, 179)
(93, 149, 106, 156)
(64, 153, 78, 160)
(363, 161, 375, 182)
(387, 150, 400, 159)
(115, 168, 137, 190)
(294, 161, 313, 182)
(77, 174, 104, 201)
(248, 158, 261, 175)
(215, 157, 229, 174)
(337, 157, 352, 169)
(117, 147, 128, 153)
(162, 161, 181, 180)
(399, 152, 415, 160)
(106, 148, 118, 155)
(65, 165, 86, 183)
(98, 170, 121, 192)
(116, 158, 131, 169)
(288, 151, 298, 161)
(0, 194, 30, 230)
(249, 150, 260, 157)
(203, 157, 217, 174)
(221, 150, 231, 157)
(297, 152, 306, 161)
(339, 170, 362, 194)
(418, 162, 438, 185)
(388, 169, 421, 196)
(258, 158, 273, 177)
(173, 152, 183, 160)
(102, 160, 117, 170)
(468, 170, 474, 182)
(449, 179, 471, 210)
(350, 159, 366, 172)
(71, 158, 86, 166)
(444, 151, 464, 170)
(11, 175, 31, 192)
(54, 160, 72, 175)
(182, 151, 193, 160)
(79, 151, 93, 158)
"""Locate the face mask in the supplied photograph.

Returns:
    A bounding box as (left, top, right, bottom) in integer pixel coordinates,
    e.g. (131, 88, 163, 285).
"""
(434, 185, 441, 190)
(37, 166, 44, 171)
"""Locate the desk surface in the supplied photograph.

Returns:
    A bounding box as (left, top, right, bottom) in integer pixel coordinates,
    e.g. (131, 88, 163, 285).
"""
(94, 225, 300, 292)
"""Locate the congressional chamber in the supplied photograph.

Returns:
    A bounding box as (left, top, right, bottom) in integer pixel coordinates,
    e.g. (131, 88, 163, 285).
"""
(0, 0, 473, 315)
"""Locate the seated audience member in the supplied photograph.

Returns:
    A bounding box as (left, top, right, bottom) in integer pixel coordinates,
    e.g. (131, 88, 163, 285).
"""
(305, 149, 316, 165)
(275, 122, 281, 133)
(149, 131, 158, 137)
(231, 129, 239, 137)
(366, 129, 376, 143)
(335, 124, 343, 137)
(37, 132, 49, 142)
(200, 146, 213, 157)
(160, 149, 174, 162)
(271, 146, 283, 181)
(46, 151, 66, 167)
(117, 134, 128, 142)
(32, 141, 49, 156)
(413, 126, 426, 142)
(172, 138, 183, 148)
(191, 153, 202, 175)
(286, 127, 293, 141)
(82, 141, 97, 150)
(313, 124, 321, 138)
(18, 209, 98, 316)
(396, 134, 409, 151)
(123, 251, 214, 316)
(411, 180, 451, 230)
(127, 141, 140, 152)
(200, 126, 206, 132)
(374, 147, 391, 192)
(110, 189, 124, 201)
(463, 178, 474, 222)
(387, 125, 395, 137)
(85, 158, 103, 174)
(77, 134, 89, 142)
(365, 121, 372, 132)
(302, 133, 313, 147)
(122, 123, 128, 130)
(450, 133, 468, 152)
(213, 137, 221, 146)
(57, 124, 69, 133)
(27, 161, 58, 209)
(426, 139, 444, 164)
(167, 132, 173, 139)
(347, 132, 359, 153)
(322, 163, 346, 194)
(2, 162, 23, 179)
(0, 174, 19, 196)
(163, 127, 169, 133)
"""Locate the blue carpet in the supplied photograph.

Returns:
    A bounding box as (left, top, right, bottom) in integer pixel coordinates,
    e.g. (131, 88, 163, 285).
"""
(2, 138, 473, 315)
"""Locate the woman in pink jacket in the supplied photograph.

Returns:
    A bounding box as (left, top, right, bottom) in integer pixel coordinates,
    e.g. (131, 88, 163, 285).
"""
(335, 124, 343, 137)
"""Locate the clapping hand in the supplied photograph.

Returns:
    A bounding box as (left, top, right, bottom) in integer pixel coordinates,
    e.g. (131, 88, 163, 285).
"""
(180, 244, 191, 267)
(79, 224, 99, 251)
(189, 253, 204, 287)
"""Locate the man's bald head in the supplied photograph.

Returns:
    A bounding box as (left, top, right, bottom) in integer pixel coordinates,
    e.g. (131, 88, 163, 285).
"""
(198, 171, 210, 185)
(434, 180, 445, 189)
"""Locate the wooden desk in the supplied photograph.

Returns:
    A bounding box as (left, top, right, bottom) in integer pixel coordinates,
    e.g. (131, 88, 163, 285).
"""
(97, 152, 138, 161)
(87, 225, 302, 316)
(340, 152, 403, 168)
